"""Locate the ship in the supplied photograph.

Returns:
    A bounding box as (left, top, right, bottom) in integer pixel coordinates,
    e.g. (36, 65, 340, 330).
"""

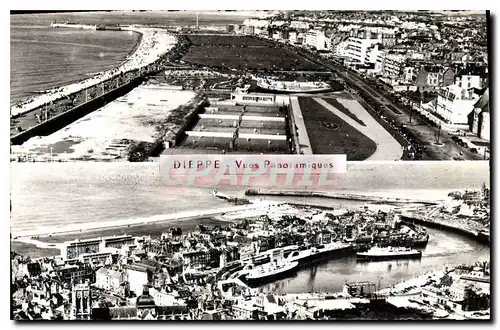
(356, 246, 422, 261)
(244, 260, 299, 287)
(288, 242, 353, 265)
(255, 78, 332, 94)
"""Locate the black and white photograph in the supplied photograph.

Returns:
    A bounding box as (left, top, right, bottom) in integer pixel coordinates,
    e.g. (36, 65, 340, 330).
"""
(9, 9, 491, 321)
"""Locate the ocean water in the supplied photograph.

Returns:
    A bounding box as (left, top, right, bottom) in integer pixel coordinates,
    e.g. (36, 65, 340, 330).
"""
(10, 11, 251, 104)
(10, 161, 489, 236)
(10, 18, 139, 104)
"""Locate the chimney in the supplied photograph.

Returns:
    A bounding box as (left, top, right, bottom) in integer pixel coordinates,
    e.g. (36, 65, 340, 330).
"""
(142, 284, 150, 295)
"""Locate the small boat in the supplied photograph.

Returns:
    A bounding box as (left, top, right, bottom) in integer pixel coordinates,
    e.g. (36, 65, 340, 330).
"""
(357, 246, 422, 261)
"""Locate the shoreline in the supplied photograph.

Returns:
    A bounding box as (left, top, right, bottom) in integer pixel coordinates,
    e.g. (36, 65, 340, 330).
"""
(10, 202, 277, 239)
(10, 28, 143, 108)
(10, 24, 175, 119)
(11, 191, 475, 241)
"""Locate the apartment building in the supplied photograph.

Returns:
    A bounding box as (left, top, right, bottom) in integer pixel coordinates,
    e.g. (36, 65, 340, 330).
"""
(435, 84, 479, 125)
(415, 65, 455, 92)
(305, 29, 327, 50)
(383, 53, 406, 78)
(345, 37, 380, 66)
(455, 66, 488, 90)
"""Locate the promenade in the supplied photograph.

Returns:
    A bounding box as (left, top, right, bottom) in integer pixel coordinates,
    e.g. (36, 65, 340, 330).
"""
(314, 98, 403, 161)
(11, 26, 178, 135)
(290, 96, 313, 155)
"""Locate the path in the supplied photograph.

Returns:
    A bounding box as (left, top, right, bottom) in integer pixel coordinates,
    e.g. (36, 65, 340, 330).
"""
(290, 96, 313, 154)
(314, 98, 403, 160)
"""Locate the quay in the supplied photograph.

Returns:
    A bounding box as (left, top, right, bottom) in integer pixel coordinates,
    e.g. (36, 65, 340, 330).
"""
(400, 212, 489, 245)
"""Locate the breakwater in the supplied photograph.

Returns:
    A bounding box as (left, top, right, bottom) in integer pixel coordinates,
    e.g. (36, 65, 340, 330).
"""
(245, 189, 441, 205)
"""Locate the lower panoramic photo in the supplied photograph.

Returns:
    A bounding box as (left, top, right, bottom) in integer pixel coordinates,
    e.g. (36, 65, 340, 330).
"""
(10, 161, 490, 320)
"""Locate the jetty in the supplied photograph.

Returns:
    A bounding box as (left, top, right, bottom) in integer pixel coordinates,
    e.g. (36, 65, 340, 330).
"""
(244, 189, 441, 205)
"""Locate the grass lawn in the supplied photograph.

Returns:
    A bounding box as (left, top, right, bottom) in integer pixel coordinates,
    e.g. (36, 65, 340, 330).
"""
(186, 35, 271, 47)
(183, 45, 323, 71)
(323, 98, 366, 126)
(298, 97, 377, 160)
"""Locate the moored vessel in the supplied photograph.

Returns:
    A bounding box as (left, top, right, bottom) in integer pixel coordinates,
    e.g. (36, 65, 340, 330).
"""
(244, 260, 299, 287)
(357, 246, 422, 261)
(288, 242, 353, 265)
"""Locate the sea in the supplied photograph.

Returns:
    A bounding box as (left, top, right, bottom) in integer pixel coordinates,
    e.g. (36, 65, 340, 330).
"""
(10, 161, 489, 237)
(10, 11, 253, 105)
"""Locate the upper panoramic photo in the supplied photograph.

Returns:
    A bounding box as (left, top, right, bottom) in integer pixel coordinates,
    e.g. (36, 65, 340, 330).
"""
(10, 10, 490, 162)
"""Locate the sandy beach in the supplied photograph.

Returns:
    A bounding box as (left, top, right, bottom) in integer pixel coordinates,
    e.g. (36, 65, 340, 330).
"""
(11, 202, 278, 239)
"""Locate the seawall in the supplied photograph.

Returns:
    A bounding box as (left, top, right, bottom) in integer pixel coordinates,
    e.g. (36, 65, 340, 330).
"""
(11, 77, 146, 145)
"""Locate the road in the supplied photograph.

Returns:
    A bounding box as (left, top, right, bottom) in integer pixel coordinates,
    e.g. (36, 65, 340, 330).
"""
(281, 42, 484, 161)
(336, 69, 483, 161)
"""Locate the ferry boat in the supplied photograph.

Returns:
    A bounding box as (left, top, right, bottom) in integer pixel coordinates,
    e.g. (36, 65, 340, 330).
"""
(356, 246, 422, 261)
(288, 242, 353, 265)
(256, 78, 332, 94)
(244, 260, 299, 287)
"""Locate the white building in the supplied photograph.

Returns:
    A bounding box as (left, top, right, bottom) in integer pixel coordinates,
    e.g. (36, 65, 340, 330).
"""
(288, 31, 297, 44)
(290, 20, 310, 30)
(305, 30, 327, 50)
(94, 267, 128, 296)
(472, 88, 491, 141)
(230, 92, 290, 106)
(435, 84, 479, 125)
(150, 288, 185, 307)
(345, 37, 380, 66)
(124, 265, 151, 296)
(455, 74, 483, 90)
(366, 44, 385, 74)
(334, 40, 349, 57)
(383, 53, 406, 78)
